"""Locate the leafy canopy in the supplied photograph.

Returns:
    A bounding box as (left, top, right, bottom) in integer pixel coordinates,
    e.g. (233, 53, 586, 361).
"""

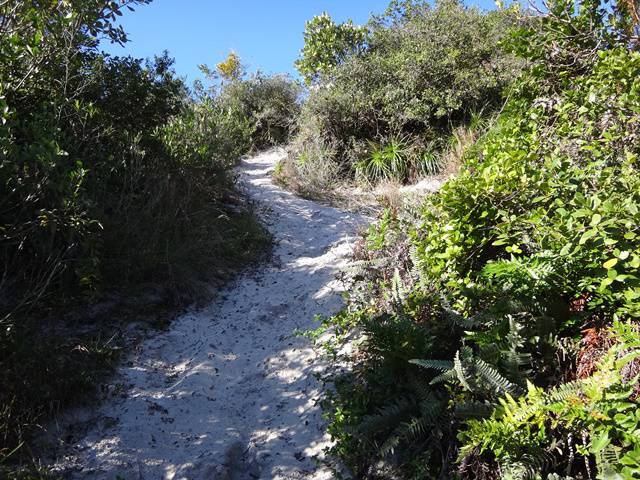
(295, 12, 367, 85)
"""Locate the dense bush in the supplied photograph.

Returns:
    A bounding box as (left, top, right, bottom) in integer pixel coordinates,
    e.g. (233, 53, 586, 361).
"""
(316, 0, 640, 478)
(217, 72, 302, 150)
(0, 0, 294, 469)
(283, 0, 522, 194)
(0, 8, 303, 322)
(159, 97, 253, 169)
(1, 1, 189, 319)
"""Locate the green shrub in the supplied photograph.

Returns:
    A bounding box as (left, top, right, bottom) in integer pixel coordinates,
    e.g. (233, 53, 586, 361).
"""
(363, 0, 520, 128)
(0, 6, 290, 321)
(316, 0, 640, 477)
(295, 12, 367, 85)
(159, 98, 253, 168)
(217, 72, 302, 150)
(354, 137, 413, 183)
(195, 60, 302, 152)
(0, 1, 162, 320)
(286, 0, 522, 194)
(275, 136, 342, 199)
(414, 46, 640, 320)
(0, 0, 272, 469)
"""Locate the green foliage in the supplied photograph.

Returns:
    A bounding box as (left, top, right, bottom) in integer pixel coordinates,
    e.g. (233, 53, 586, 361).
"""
(460, 322, 640, 479)
(159, 98, 253, 168)
(354, 136, 413, 183)
(363, 0, 519, 125)
(316, 0, 640, 478)
(217, 72, 302, 150)
(414, 46, 640, 319)
(0, 0, 274, 470)
(287, 0, 521, 193)
(295, 12, 367, 85)
(195, 61, 302, 151)
(0, 8, 197, 317)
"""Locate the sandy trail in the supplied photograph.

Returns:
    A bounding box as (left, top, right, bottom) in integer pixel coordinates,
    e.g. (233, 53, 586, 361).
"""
(53, 149, 365, 479)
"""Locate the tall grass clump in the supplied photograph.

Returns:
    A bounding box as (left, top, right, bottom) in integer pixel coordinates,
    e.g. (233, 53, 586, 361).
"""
(314, 0, 640, 478)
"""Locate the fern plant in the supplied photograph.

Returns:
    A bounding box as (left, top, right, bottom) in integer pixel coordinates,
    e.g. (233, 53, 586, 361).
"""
(412, 346, 525, 399)
(354, 373, 452, 478)
(458, 322, 640, 480)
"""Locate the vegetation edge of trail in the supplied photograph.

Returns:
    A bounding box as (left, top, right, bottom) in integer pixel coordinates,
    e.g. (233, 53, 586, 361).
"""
(0, 1, 300, 475)
(303, 0, 640, 478)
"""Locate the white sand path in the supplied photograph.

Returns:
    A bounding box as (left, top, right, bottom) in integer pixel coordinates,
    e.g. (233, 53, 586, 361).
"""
(52, 149, 367, 480)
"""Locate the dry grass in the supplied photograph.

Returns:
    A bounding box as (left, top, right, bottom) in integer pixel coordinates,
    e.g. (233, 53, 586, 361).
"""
(273, 145, 343, 201)
(438, 125, 478, 178)
(276, 152, 448, 216)
(0, 203, 271, 474)
(274, 123, 481, 215)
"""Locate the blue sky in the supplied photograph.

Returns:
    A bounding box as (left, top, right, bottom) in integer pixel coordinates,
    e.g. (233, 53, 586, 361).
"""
(101, 0, 497, 85)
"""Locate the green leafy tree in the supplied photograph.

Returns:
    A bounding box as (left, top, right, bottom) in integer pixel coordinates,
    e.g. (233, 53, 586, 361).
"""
(295, 12, 367, 85)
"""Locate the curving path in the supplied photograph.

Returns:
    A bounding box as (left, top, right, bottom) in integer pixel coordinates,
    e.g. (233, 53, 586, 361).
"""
(52, 149, 366, 480)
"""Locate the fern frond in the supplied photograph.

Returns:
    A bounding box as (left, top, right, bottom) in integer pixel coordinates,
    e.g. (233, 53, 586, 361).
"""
(474, 357, 525, 397)
(500, 450, 557, 480)
(378, 424, 404, 457)
(595, 444, 622, 478)
(455, 401, 493, 419)
(404, 415, 429, 442)
(409, 359, 454, 372)
(407, 373, 436, 400)
(545, 381, 584, 404)
(501, 314, 531, 381)
(441, 298, 483, 329)
(391, 269, 405, 300)
(521, 450, 557, 477)
(376, 399, 445, 458)
(357, 397, 415, 436)
(481, 254, 561, 292)
(417, 395, 445, 425)
(346, 257, 391, 271)
(454, 349, 474, 391)
(430, 368, 458, 385)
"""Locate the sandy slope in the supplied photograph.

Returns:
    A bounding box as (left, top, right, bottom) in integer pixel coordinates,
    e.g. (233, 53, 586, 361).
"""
(52, 149, 366, 480)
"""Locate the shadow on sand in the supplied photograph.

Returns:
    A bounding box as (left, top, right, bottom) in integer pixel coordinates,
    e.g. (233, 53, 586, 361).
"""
(49, 149, 368, 480)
